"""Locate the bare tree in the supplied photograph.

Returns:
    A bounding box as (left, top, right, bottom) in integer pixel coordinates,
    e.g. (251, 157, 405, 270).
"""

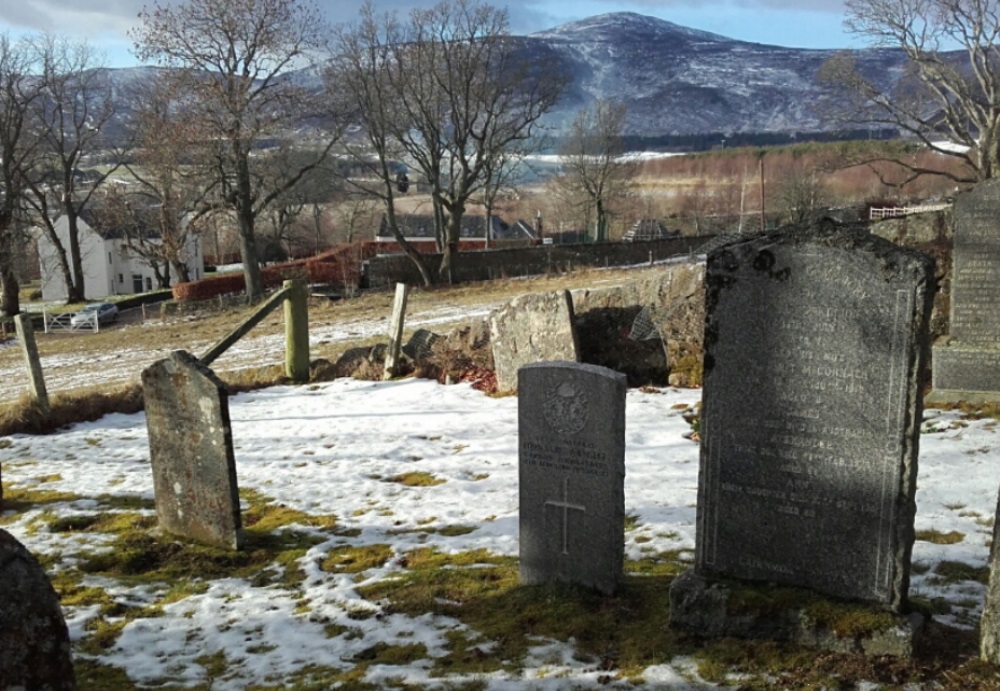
(820, 0, 1000, 183)
(331, 3, 434, 285)
(0, 34, 45, 318)
(333, 193, 380, 245)
(559, 98, 638, 242)
(397, 0, 565, 281)
(132, 0, 345, 300)
(116, 74, 215, 285)
(776, 167, 832, 225)
(334, 0, 565, 283)
(21, 36, 120, 304)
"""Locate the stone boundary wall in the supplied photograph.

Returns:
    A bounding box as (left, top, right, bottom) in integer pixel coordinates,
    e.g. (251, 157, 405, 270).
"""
(363, 236, 715, 289)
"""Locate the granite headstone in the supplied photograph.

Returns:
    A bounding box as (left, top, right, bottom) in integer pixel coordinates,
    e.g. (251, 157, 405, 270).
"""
(932, 178, 1000, 402)
(490, 291, 580, 393)
(690, 224, 933, 611)
(519, 361, 626, 595)
(142, 350, 243, 550)
(0, 529, 77, 690)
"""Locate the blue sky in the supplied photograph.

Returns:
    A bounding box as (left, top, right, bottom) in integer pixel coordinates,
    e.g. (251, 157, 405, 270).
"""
(0, 0, 856, 69)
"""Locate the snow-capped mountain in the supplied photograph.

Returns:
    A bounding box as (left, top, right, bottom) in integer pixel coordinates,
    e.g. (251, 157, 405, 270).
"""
(101, 12, 916, 139)
(517, 12, 906, 136)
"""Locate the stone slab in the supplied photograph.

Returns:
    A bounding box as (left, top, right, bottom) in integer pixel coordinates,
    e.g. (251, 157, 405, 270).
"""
(669, 570, 924, 658)
(490, 291, 579, 393)
(142, 350, 243, 550)
(696, 223, 933, 611)
(518, 361, 626, 595)
(929, 343, 1000, 403)
(949, 179, 1000, 345)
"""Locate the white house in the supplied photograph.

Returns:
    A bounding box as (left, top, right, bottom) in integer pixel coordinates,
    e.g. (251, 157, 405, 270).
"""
(37, 209, 204, 301)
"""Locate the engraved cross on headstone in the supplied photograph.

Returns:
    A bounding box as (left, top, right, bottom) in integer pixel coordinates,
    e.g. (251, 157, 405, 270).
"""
(545, 477, 587, 555)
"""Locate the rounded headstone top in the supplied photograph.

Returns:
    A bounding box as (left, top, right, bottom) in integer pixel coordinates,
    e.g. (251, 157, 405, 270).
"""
(0, 529, 77, 690)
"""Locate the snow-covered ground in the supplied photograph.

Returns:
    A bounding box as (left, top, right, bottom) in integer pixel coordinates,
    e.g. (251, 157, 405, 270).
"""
(2, 378, 997, 687)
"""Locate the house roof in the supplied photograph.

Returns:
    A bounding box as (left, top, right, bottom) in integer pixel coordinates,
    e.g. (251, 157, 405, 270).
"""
(378, 213, 537, 241)
(622, 219, 676, 242)
(74, 204, 164, 241)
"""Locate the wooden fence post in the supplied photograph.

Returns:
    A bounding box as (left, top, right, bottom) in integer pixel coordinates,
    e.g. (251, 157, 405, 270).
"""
(383, 283, 410, 380)
(284, 279, 310, 382)
(14, 314, 49, 414)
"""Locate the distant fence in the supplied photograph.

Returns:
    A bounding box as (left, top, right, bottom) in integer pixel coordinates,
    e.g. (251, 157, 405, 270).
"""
(869, 203, 950, 220)
(362, 235, 716, 290)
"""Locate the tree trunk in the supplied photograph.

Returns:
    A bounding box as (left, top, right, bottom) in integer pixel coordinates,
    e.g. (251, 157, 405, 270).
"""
(66, 214, 85, 302)
(385, 205, 434, 287)
(171, 259, 191, 284)
(39, 225, 76, 305)
(438, 208, 464, 285)
(0, 264, 20, 318)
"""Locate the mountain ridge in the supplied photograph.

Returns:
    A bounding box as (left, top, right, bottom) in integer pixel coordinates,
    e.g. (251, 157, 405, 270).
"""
(98, 12, 916, 139)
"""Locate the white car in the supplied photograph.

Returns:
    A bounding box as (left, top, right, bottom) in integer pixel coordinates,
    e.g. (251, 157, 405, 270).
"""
(70, 302, 119, 327)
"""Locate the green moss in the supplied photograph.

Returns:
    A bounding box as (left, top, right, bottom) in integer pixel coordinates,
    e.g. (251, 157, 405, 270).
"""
(625, 549, 690, 577)
(388, 524, 477, 537)
(624, 513, 641, 531)
(358, 547, 681, 680)
(49, 511, 156, 534)
(322, 544, 394, 574)
(915, 529, 965, 545)
(726, 581, 897, 636)
(932, 560, 990, 585)
(74, 659, 138, 690)
(196, 650, 229, 678)
(350, 642, 428, 664)
(0, 486, 83, 523)
(386, 472, 446, 487)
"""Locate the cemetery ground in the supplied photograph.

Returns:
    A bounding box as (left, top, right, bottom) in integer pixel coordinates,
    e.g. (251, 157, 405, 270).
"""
(3, 377, 1000, 688)
(0, 266, 648, 428)
(5, 260, 1000, 688)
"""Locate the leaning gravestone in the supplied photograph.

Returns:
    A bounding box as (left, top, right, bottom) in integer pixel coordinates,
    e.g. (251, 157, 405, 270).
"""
(931, 179, 1000, 402)
(670, 223, 933, 653)
(0, 529, 77, 690)
(519, 361, 626, 595)
(490, 291, 580, 393)
(142, 350, 243, 550)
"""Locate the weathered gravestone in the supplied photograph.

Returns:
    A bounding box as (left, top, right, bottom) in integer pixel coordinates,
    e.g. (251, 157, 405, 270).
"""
(0, 529, 77, 690)
(670, 223, 933, 654)
(519, 361, 626, 595)
(142, 350, 243, 550)
(980, 490, 1000, 663)
(931, 178, 1000, 402)
(490, 291, 579, 393)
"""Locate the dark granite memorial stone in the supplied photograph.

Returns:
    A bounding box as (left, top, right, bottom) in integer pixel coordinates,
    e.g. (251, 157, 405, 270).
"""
(694, 223, 933, 611)
(519, 361, 626, 595)
(0, 529, 77, 690)
(932, 179, 1000, 402)
(142, 350, 243, 550)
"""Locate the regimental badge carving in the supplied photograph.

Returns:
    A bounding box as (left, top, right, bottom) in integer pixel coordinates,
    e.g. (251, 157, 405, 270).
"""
(542, 380, 589, 436)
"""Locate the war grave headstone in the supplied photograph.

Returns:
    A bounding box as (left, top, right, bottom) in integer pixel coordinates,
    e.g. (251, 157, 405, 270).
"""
(931, 178, 1000, 402)
(142, 350, 243, 550)
(669, 223, 933, 656)
(519, 361, 626, 595)
(490, 290, 580, 393)
(0, 529, 77, 690)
